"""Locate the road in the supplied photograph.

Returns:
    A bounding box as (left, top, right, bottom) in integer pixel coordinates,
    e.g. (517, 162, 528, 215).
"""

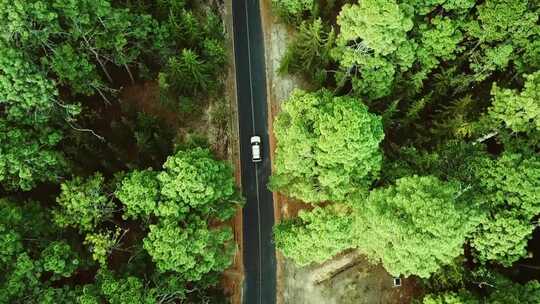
(231, 0, 277, 303)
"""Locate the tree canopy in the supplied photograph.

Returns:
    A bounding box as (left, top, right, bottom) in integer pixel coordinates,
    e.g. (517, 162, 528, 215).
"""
(270, 89, 384, 203)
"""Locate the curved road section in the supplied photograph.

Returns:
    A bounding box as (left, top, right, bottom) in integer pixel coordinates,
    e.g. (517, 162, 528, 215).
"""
(231, 0, 277, 304)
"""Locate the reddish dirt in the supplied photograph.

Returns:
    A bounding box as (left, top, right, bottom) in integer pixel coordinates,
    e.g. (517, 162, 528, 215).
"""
(221, 0, 244, 303)
(119, 81, 179, 128)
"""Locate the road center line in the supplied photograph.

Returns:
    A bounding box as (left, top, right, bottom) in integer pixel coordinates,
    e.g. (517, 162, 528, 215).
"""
(244, 1, 264, 303)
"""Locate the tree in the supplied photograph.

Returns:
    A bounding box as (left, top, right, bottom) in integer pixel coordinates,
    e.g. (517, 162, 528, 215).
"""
(335, 0, 413, 56)
(422, 291, 480, 304)
(353, 175, 482, 278)
(116, 169, 159, 220)
(470, 212, 532, 267)
(469, 152, 540, 265)
(274, 204, 354, 266)
(271, 0, 314, 22)
(40, 241, 80, 279)
(279, 18, 335, 85)
(157, 148, 239, 220)
(270, 89, 384, 203)
(84, 228, 124, 267)
(488, 279, 540, 303)
(53, 173, 115, 232)
(488, 71, 540, 134)
(143, 218, 233, 281)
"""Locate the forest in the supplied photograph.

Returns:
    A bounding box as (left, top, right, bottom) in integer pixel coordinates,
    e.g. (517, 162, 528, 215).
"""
(270, 0, 540, 302)
(0, 0, 239, 303)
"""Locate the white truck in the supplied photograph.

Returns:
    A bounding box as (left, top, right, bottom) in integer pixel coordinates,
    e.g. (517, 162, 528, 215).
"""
(250, 136, 262, 162)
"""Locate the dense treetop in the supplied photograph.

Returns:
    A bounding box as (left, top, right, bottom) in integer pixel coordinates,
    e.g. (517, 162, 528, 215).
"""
(272, 0, 540, 299)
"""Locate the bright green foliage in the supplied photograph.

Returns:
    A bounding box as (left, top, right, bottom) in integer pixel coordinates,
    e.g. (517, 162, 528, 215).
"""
(157, 148, 238, 219)
(348, 55, 396, 100)
(417, 17, 464, 68)
(336, 1, 413, 56)
(97, 270, 155, 304)
(353, 176, 482, 278)
(0, 46, 69, 191)
(410, 0, 476, 15)
(422, 291, 480, 304)
(488, 71, 540, 133)
(53, 173, 114, 232)
(0, 46, 57, 123)
(469, 152, 540, 265)
(143, 218, 233, 281)
(116, 169, 159, 220)
(270, 89, 384, 203)
(40, 241, 79, 279)
(465, 0, 540, 77)
(271, 0, 314, 22)
(465, 0, 538, 44)
(47, 44, 103, 96)
(0, 120, 66, 191)
(274, 204, 354, 266)
(470, 213, 532, 267)
(475, 153, 540, 218)
(84, 228, 122, 267)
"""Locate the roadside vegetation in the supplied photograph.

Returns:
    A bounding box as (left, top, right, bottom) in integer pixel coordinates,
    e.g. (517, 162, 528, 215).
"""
(271, 0, 540, 302)
(0, 0, 239, 302)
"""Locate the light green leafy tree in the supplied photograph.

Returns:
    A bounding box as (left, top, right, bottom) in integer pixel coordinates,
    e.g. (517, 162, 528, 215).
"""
(53, 173, 115, 232)
(336, 0, 413, 56)
(353, 175, 482, 278)
(274, 204, 354, 266)
(116, 169, 159, 220)
(470, 212, 532, 267)
(40, 241, 80, 279)
(97, 270, 155, 304)
(157, 148, 239, 220)
(270, 89, 384, 203)
(488, 71, 540, 133)
(143, 218, 234, 281)
(84, 228, 124, 267)
(470, 152, 540, 265)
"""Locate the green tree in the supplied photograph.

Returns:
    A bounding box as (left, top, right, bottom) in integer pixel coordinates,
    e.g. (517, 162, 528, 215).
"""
(469, 152, 540, 265)
(143, 218, 233, 281)
(279, 18, 335, 85)
(53, 173, 115, 232)
(270, 89, 384, 203)
(335, 0, 413, 56)
(40, 241, 80, 279)
(157, 148, 239, 220)
(84, 228, 124, 267)
(116, 169, 159, 220)
(271, 0, 314, 22)
(353, 175, 482, 278)
(422, 291, 479, 304)
(488, 280, 540, 303)
(274, 204, 354, 266)
(488, 71, 540, 134)
(470, 213, 532, 267)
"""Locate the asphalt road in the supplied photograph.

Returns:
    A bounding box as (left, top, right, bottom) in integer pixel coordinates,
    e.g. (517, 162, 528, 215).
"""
(231, 0, 277, 303)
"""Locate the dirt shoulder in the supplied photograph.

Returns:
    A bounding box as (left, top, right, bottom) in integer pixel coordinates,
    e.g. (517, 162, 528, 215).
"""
(220, 0, 243, 303)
